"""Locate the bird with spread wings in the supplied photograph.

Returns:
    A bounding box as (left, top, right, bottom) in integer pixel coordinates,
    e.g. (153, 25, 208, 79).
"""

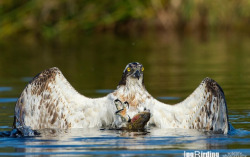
(13, 62, 230, 134)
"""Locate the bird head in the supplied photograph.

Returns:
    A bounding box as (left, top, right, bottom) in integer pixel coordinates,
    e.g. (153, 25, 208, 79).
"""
(118, 62, 144, 86)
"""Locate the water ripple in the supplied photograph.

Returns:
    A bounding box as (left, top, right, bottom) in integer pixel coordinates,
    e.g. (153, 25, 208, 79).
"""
(95, 89, 114, 94)
(0, 87, 12, 92)
(0, 98, 18, 103)
(21, 77, 33, 82)
(158, 97, 180, 100)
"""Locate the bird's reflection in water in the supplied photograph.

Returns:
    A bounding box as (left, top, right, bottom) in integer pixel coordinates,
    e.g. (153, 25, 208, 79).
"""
(14, 128, 229, 155)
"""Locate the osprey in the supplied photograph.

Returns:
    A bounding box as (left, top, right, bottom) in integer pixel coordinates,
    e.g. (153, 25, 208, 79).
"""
(13, 62, 230, 134)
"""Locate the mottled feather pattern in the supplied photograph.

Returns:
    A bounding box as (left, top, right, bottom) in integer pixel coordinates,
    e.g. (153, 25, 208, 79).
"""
(182, 78, 229, 133)
(148, 77, 229, 134)
(14, 67, 117, 130)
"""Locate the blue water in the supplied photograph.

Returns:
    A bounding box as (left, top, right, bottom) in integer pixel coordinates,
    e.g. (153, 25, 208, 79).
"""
(0, 127, 249, 156)
(1, 33, 250, 156)
(0, 87, 12, 92)
(0, 98, 18, 103)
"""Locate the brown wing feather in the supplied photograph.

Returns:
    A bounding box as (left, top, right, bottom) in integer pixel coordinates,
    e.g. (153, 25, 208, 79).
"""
(13, 67, 79, 129)
(150, 77, 230, 134)
(185, 77, 229, 133)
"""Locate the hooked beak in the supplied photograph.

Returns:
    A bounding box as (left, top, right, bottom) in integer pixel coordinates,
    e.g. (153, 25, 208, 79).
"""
(133, 70, 141, 80)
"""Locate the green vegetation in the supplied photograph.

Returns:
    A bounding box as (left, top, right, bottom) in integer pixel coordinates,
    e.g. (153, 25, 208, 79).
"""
(0, 0, 250, 40)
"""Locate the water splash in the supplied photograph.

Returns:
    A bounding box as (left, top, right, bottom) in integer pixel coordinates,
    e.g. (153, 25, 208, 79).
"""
(0, 127, 39, 137)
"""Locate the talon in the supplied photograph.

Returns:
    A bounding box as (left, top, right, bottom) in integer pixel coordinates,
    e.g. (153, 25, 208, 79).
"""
(128, 115, 131, 122)
(115, 109, 123, 115)
(114, 99, 123, 110)
(114, 99, 121, 103)
(123, 101, 129, 109)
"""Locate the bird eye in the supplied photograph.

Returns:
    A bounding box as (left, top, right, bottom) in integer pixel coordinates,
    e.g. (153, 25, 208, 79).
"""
(127, 67, 131, 72)
(141, 67, 144, 72)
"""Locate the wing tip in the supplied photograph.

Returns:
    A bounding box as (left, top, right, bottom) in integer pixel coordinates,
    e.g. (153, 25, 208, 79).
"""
(201, 77, 230, 134)
(201, 77, 225, 96)
(30, 67, 62, 84)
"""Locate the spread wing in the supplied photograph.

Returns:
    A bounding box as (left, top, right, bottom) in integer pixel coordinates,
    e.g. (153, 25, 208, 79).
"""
(13, 67, 116, 130)
(149, 77, 229, 134)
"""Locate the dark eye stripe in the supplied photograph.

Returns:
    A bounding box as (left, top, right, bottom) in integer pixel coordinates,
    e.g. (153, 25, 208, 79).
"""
(126, 62, 143, 73)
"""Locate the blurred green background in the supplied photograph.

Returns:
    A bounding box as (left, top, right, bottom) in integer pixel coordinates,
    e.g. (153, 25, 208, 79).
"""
(1, 0, 250, 41)
(0, 0, 250, 107)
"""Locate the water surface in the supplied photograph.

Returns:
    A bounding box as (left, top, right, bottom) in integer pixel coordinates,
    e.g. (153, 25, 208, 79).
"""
(0, 33, 250, 156)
